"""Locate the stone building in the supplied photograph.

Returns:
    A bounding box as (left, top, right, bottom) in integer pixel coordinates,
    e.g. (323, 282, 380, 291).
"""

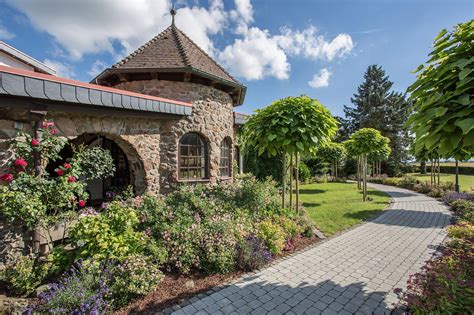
(0, 15, 247, 202)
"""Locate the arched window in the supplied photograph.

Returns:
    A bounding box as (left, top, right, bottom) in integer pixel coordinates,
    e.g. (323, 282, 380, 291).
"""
(179, 133, 208, 180)
(219, 138, 232, 177)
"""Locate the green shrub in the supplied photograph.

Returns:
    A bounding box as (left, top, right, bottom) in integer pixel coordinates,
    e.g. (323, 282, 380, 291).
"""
(413, 181, 432, 194)
(277, 216, 302, 239)
(383, 177, 401, 186)
(450, 200, 474, 223)
(69, 201, 149, 262)
(110, 255, 164, 308)
(397, 176, 419, 189)
(70, 145, 115, 181)
(257, 220, 286, 255)
(298, 162, 312, 183)
(0, 256, 49, 295)
(313, 175, 328, 183)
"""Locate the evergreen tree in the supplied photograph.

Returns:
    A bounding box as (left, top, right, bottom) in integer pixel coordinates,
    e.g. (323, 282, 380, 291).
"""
(343, 65, 412, 175)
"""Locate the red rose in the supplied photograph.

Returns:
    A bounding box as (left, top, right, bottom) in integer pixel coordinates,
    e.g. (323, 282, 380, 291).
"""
(78, 200, 86, 207)
(31, 139, 40, 146)
(14, 159, 28, 167)
(56, 169, 65, 176)
(64, 163, 72, 169)
(67, 176, 77, 183)
(50, 129, 58, 135)
(0, 173, 13, 182)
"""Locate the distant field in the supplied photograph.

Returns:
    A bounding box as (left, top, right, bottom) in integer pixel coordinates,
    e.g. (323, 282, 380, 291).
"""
(407, 173, 474, 191)
(410, 161, 474, 167)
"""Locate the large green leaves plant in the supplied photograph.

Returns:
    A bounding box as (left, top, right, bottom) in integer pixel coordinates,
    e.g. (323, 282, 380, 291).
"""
(407, 20, 474, 160)
(241, 96, 338, 210)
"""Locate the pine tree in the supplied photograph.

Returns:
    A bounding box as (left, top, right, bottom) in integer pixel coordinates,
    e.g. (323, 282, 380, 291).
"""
(343, 65, 412, 175)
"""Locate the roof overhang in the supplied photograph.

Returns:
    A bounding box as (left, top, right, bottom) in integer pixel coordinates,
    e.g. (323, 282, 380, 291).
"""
(0, 65, 192, 117)
(0, 41, 56, 75)
(92, 67, 247, 106)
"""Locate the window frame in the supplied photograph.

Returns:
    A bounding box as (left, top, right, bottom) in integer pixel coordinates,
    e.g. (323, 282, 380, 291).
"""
(178, 132, 209, 181)
(219, 138, 232, 178)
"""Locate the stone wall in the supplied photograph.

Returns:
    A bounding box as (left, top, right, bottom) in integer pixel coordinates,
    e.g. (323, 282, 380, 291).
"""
(115, 80, 235, 192)
(0, 78, 236, 264)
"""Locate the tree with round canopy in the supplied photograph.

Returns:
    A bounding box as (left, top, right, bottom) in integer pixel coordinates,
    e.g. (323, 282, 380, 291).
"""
(407, 20, 473, 191)
(316, 142, 346, 178)
(241, 95, 338, 212)
(347, 128, 390, 201)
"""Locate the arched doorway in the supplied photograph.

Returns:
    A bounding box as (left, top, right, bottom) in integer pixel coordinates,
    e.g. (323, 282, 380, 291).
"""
(47, 134, 131, 204)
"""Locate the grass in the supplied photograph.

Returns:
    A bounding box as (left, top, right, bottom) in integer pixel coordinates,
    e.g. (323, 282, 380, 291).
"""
(406, 173, 474, 191)
(297, 182, 390, 236)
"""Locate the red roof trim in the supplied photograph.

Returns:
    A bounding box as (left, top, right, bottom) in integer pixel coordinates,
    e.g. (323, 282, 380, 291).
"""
(0, 65, 192, 107)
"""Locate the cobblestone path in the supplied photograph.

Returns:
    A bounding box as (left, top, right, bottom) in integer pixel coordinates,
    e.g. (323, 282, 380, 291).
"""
(168, 183, 452, 315)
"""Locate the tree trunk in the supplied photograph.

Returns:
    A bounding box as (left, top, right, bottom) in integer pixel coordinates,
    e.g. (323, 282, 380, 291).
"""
(33, 119, 43, 177)
(289, 155, 293, 210)
(455, 160, 460, 192)
(296, 153, 300, 214)
(430, 160, 434, 186)
(335, 159, 338, 178)
(357, 156, 362, 190)
(420, 160, 426, 174)
(437, 158, 440, 187)
(363, 154, 368, 202)
(282, 154, 286, 208)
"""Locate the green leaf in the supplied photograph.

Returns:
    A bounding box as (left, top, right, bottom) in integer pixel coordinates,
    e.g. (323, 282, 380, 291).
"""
(455, 118, 474, 135)
(296, 142, 304, 151)
(434, 28, 448, 41)
(459, 68, 473, 81)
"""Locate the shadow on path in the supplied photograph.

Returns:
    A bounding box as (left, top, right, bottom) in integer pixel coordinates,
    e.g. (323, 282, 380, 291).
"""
(135, 277, 396, 314)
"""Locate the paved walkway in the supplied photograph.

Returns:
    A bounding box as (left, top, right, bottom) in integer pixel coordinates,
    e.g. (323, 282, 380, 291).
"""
(169, 183, 452, 315)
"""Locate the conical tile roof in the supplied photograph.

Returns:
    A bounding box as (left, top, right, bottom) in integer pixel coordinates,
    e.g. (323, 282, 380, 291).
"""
(112, 25, 239, 85)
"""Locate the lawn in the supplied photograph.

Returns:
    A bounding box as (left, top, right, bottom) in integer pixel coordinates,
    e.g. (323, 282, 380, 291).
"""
(298, 182, 390, 236)
(406, 173, 474, 191)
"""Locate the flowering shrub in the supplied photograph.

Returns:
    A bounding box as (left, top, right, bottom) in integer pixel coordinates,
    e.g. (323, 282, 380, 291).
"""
(257, 220, 286, 255)
(109, 255, 164, 308)
(450, 200, 474, 223)
(27, 259, 112, 313)
(236, 235, 272, 271)
(201, 219, 238, 274)
(135, 175, 313, 273)
(0, 120, 114, 229)
(396, 222, 474, 313)
(442, 191, 474, 204)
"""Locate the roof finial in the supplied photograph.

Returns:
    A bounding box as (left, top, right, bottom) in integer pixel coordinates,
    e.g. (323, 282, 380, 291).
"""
(170, 4, 177, 26)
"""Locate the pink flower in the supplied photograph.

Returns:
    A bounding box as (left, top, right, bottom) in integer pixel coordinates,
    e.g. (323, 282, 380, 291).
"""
(64, 163, 72, 169)
(0, 173, 14, 182)
(50, 129, 58, 135)
(56, 169, 64, 176)
(31, 139, 40, 146)
(42, 121, 55, 128)
(14, 159, 28, 167)
(78, 200, 86, 207)
(67, 176, 77, 183)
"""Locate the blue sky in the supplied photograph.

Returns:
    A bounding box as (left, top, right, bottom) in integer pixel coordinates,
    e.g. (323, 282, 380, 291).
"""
(0, 0, 472, 117)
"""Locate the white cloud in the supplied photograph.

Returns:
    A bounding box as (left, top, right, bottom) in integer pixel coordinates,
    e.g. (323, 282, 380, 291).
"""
(7, 0, 354, 82)
(88, 60, 107, 78)
(219, 27, 289, 80)
(0, 25, 14, 40)
(7, 0, 230, 60)
(43, 59, 75, 78)
(308, 68, 331, 88)
(276, 26, 354, 61)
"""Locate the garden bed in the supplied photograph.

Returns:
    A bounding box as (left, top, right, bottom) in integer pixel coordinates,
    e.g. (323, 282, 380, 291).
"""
(117, 234, 319, 314)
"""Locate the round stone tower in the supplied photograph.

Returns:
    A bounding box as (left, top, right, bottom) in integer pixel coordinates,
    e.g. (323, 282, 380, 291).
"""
(91, 12, 246, 192)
